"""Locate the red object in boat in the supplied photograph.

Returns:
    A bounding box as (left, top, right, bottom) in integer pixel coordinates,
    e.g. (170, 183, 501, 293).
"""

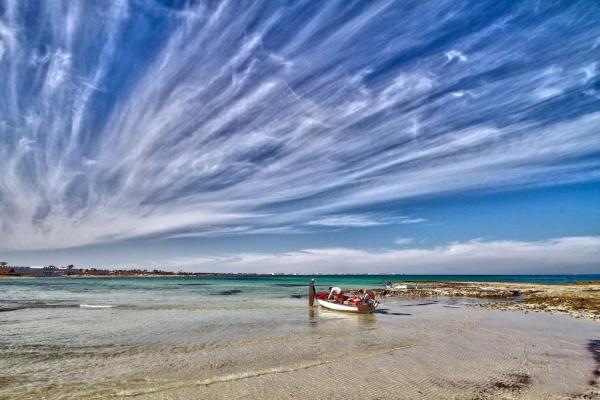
(335, 292, 346, 302)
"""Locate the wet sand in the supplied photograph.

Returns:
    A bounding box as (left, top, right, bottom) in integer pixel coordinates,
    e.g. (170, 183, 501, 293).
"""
(1, 296, 598, 399)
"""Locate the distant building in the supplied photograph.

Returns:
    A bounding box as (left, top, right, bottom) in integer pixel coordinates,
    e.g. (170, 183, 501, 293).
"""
(42, 266, 59, 277)
(0, 266, 18, 276)
(11, 266, 33, 275)
(17, 266, 60, 277)
(81, 268, 110, 276)
(1, 265, 174, 277)
(56, 267, 78, 276)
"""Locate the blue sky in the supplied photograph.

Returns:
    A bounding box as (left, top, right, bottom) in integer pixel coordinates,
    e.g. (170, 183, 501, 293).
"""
(0, 1, 599, 273)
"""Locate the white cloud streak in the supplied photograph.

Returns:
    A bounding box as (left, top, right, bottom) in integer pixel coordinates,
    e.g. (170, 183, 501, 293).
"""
(306, 214, 425, 228)
(394, 237, 414, 246)
(0, 1, 598, 251)
(160, 237, 600, 274)
(445, 50, 467, 63)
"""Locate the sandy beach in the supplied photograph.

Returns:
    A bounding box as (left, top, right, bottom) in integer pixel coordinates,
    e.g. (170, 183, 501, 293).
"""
(1, 276, 599, 399)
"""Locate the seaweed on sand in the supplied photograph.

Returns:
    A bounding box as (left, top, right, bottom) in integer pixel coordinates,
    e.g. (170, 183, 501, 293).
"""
(217, 289, 243, 296)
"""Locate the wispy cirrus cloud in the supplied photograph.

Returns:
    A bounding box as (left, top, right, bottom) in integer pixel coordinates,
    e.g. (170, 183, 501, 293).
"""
(306, 214, 425, 228)
(445, 50, 467, 63)
(157, 236, 600, 274)
(394, 237, 415, 246)
(0, 1, 599, 251)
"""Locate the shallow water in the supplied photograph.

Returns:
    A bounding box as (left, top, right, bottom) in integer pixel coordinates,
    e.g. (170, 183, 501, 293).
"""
(0, 277, 598, 399)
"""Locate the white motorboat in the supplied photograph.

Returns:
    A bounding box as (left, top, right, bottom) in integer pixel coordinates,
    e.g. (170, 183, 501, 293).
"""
(316, 298, 377, 314)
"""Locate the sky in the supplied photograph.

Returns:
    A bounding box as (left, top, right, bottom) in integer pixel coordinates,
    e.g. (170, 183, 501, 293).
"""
(0, 0, 599, 273)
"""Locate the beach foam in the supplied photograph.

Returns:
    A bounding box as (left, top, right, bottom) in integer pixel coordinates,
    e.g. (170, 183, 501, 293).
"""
(79, 304, 114, 308)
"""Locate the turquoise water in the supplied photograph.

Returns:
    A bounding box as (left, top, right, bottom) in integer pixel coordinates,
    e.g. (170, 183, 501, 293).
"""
(1, 275, 599, 399)
(1, 274, 597, 313)
(2, 274, 599, 299)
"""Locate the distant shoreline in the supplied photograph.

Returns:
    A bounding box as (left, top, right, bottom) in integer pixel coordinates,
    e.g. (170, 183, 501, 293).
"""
(2, 272, 599, 286)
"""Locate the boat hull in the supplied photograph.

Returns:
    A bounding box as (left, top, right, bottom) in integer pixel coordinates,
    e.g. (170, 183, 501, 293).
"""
(316, 299, 376, 314)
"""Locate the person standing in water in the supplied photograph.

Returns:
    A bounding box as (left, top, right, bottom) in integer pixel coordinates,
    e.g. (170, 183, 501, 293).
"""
(309, 278, 316, 306)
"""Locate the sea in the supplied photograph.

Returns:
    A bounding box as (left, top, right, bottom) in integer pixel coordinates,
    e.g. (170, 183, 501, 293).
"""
(1, 275, 598, 399)
(1, 274, 599, 313)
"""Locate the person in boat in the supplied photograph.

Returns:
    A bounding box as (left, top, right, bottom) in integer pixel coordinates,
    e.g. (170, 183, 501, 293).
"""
(328, 286, 342, 300)
(343, 292, 359, 306)
(358, 289, 374, 305)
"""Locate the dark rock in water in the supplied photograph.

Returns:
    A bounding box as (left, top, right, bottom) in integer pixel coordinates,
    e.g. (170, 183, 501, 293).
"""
(400, 301, 437, 307)
(218, 289, 243, 296)
(375, 309, 411, 316)
(290, 294, 304, 299)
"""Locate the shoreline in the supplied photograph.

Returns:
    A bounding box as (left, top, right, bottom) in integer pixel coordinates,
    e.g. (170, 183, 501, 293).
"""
(2, 274, 598, 320)
(373, 281, 600, 321)
(2, 273, 599, 283)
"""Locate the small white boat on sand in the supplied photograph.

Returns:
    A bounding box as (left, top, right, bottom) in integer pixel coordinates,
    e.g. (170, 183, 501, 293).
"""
(316, 298, 377, 314)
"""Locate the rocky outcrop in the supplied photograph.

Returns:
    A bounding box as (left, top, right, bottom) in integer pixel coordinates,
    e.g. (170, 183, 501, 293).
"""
(373, 281, 600, 321)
